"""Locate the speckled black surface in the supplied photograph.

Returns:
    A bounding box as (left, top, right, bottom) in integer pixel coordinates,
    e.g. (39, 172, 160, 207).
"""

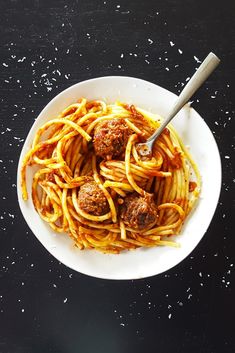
(0, 1, 234, 352)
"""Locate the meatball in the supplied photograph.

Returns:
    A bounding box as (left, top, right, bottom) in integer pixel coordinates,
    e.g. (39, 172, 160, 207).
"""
(120, 193, 158, 230)
(93, 119, 132, 159)
(78, 181, 109, 216)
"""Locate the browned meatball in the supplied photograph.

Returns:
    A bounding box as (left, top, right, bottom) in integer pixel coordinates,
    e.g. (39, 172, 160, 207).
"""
(78, 181, 109, 216)
(93, 119, 132, 159)
(120, 193, 158, 230)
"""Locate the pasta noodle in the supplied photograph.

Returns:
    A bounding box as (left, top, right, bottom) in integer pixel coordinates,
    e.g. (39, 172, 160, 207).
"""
(21, 98, 201, 253)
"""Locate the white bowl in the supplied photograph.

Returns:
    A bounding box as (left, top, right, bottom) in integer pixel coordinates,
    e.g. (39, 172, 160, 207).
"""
(17, 76, 222, 280)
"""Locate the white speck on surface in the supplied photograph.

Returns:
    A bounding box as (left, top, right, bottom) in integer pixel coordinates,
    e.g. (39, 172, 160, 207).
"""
(168, 313, 172, 319)
(148, 38, 153, 44)
(18, 57, 26, 62)
(120, 53, 124, 58)
(3, 63, 8, 67)
(170, 41, 175, 46)
(178, 49, 183, 54)
(225, 155, 230, 159)
(21, 309, 24, 313)
(63, 298, 68, 303)
(194, 56, 201, 63)
(120, 323, 125, 327)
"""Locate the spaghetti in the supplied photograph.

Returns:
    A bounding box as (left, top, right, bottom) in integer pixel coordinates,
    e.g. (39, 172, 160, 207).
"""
(21, 98, 201, 253)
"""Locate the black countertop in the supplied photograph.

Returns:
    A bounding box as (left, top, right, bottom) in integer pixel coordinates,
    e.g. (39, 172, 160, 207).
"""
(0, 1, 234, 352)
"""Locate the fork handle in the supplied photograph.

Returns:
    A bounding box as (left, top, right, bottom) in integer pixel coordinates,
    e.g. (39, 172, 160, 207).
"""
(148, 52, 220, 142)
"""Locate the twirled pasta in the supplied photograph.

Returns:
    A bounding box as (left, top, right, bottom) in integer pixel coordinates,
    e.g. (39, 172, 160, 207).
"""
(21, 99, 200, 253)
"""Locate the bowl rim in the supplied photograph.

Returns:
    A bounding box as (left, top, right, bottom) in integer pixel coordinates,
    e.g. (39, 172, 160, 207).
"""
(16, 75, 222, 280)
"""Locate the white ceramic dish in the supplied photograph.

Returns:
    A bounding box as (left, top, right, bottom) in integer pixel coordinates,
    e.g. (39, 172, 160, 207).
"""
(17, 76, 222, 280)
